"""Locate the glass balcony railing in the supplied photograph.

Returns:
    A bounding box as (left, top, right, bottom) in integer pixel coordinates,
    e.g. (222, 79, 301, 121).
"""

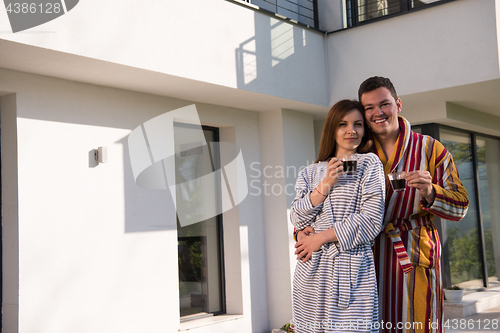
(238, 0, 319, 28)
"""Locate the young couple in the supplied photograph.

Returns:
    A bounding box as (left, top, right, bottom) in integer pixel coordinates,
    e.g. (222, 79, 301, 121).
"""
(290, 76, 469, 333)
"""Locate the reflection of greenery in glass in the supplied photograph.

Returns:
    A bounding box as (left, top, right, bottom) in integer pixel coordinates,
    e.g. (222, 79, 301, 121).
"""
(178, 235, 205, 315)
(178, 237, 204, 281)
(190, 240, 203, 282)
(448, 226, 483, 284)
(444, 141, 485, 165)
(477, 139, 497, 278)
(441, 136, 482, 286)
(443, 141, 473, 165)
(177, 218, 205, 283)
(477, 145, 486, 164)
(484, 229, 496, 277)
(441, 132, 498, 285)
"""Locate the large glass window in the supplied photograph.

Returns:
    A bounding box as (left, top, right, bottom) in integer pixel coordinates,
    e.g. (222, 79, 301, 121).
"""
(357, 0, 400, 23)
(410, 0, 444, 10)
(175, 124, 225, 319)
(346, 0, 453, 27)
(413, 124, 500, 289)
(476, 136, 500, 286)
(440, 129, 483, 288)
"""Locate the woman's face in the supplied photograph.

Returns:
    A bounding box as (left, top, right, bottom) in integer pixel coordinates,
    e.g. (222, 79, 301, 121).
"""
(335, 108, 365, 156)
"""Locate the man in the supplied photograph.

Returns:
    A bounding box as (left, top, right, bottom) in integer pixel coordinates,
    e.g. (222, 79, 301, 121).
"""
(359, 76, 468, 332)
(295, 76, 469, 332)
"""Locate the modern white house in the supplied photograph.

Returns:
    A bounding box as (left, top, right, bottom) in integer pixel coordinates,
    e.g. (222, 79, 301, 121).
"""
(0, 0, 499, 332)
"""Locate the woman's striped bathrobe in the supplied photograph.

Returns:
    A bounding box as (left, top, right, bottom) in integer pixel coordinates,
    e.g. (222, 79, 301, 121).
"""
(372, 117, 469, 333)
(290, 153, 385, 333)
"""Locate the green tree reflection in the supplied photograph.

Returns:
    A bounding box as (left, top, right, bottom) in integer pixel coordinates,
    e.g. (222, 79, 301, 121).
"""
(448, 226, 483, 284)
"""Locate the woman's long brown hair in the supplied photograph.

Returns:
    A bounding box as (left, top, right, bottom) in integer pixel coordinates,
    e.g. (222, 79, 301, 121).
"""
(315, 99, 372, 163)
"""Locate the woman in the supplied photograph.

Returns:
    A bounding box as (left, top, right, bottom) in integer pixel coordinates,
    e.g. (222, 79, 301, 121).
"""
(290, 100, 385, 333)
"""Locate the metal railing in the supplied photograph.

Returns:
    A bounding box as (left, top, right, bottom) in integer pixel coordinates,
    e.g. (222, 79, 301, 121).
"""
(234, 0, 453, 32)
(239, 0, 319, 29)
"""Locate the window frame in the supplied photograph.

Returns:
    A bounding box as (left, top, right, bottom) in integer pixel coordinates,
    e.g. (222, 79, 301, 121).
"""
(343, 0, 456, 30)
(413, 123, 500, 288)
(175, 122, 227, 320)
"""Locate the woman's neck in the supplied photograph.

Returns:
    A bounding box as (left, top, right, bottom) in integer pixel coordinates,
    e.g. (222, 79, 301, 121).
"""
(335, 148, 356, 158)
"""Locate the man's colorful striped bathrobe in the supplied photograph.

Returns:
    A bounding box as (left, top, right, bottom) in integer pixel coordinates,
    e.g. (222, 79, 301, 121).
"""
(372, 117, 469, 333)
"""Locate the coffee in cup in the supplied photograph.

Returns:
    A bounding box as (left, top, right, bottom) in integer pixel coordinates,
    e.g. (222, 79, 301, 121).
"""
(388, 171, 407, 192)
(340, 154, 357, 176)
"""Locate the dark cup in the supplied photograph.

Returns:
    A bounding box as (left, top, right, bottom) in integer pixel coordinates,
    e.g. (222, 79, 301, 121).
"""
(342, 160, 357, 175)
(388, 172, 407, 192)
(340, 154, 357, 176)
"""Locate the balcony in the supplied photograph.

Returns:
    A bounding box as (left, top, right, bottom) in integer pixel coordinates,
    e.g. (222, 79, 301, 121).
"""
(236, 0, 319, 28)
(232, 0, 455, 32)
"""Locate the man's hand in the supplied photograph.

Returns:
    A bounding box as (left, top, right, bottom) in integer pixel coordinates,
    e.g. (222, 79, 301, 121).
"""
(295, 230, 324, 263)
(406, 170, 435, 205)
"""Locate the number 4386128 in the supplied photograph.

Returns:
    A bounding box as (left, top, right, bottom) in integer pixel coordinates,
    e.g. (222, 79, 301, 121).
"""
(443, 318, 498, 330)
(6, 3, 62, 14)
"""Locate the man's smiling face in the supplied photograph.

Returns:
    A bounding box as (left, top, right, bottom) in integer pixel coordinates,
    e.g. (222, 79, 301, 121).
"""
(360, 87, 402, 138)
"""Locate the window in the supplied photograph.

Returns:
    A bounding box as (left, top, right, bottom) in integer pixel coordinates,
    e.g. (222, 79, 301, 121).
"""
(415, 123, 500, 289)
(475, 136, 500, 286)
(175, 124, 225, 319)
(439, 129, 483, 288)
(356, 0, 401, 23)
(345, 0, 454, 28)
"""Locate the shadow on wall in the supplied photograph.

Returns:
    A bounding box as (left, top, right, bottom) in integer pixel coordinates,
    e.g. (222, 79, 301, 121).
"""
(235, 12, 317, 99)
(120, 136, 177, 233)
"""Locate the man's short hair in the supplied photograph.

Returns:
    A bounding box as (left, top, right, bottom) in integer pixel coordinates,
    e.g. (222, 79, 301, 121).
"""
(358, 76, 398, 102)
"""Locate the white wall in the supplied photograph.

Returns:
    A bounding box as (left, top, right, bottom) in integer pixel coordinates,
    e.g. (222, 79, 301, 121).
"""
(258, 110, 290, 330)
(326, 0, 500, 105)
(0, 0, 328, 108)
(282, 109, 316, 207)
(257, 109, 316, 329)
(0, 67, 273, 333)
(282, 109, 316, 326)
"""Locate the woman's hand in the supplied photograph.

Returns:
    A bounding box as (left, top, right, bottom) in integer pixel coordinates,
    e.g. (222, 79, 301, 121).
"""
(295, 228, 338, 263)
(323, 157, 343, 188)
(297, 226, 315, 242)
(295, 232, 324, 263)
(311, 158, 343, 206)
